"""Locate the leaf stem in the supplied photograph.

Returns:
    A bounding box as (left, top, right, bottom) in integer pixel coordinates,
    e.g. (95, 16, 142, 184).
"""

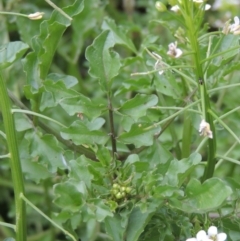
(20, 193, 77, 241)
(0, 73, 26, 241)
(208, 109, 240, 144)
(45, 0, 72, 21)
(0, 11, 30, 18)
(0, 221, 16, 230)
(11, 109, 67, 128)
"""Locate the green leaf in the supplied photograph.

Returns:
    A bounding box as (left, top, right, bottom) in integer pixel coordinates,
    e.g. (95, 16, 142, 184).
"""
(61, 120, 109, 146)
(96, 146, 112, 167)
(46, 73, 78, 88)
(154, 72, 183, 99)
(23, 0, 84, 89)
(163, 152, 202, 187)
(41, 79, 103, 119)
(126, 204, 158, 241)
(104, 214, 126, 241)
(101, 17, 137, 53)
(85, 30, 121, 91)
(119, 94, 158, 122)
(14, 113, 33, 132)
(53, 181, 84, 212)
(25, 132, 65, 173)
(0, 41, 28, 69)
(171, 178, 232, 213)
(3, 238, 15, 241)
(91, 199, 113, 222)
(19, 138, 51, 183)
(117, 123, 161, 148)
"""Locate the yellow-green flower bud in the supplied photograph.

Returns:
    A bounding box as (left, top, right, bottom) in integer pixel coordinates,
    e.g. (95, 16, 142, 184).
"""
(116, 192, 122, 199)
(155, 1, 167, 12)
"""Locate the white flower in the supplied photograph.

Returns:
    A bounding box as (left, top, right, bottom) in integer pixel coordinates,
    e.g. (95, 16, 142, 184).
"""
(186, 230, 212, 241)
(204, 4, 211, 10)
(28, 12, 44, 20)
(193, 0, 204, 3)
(207, 226, 227, 241)
(229, 16, 240, 35)
(199, 119, 213, 139)
(171, 5, 180, 12)
(152, 52, 165, 75)
(167, 42, 183, 58)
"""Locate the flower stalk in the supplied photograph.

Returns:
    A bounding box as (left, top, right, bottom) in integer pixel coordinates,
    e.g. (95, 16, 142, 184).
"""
(182, 0, 216, 181)
(0, 73, 26, 241)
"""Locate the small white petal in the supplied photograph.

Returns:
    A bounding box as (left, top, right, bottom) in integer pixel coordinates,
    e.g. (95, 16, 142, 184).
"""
(186, 239, 198, 241)
(171, 5, 180, 12)
(175, 48, 183, 58)
(217, 233, 227, 241)
(208, 226, 218, 236)
(205, 4, 211, 10)
(234, 16, 240, 25)
(196, 230, 208, 240)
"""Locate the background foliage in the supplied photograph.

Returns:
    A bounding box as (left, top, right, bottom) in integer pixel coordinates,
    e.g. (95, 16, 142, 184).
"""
(0, 0, 240, 241)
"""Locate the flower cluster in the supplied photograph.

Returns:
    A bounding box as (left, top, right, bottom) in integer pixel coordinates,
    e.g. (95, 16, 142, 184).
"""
(171, 0, 211, 13)
(186, 226, 227, 241)
(222, 16, 240, 35)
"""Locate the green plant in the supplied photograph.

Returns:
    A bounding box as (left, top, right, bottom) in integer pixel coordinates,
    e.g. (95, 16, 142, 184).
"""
(0, 0, 240, 240)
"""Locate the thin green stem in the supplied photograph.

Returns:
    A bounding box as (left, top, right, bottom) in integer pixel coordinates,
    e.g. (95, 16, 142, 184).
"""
(201, 45, 240, 65)
(151, 106, 200, 114)
(215, 141, 238, 169)
(146, 99, 200, 129)
(0, 11, 30, 18)
(208, 109, 240, 145)
(0, 221, 16, 230)
(209, 83, 240, 93)
(0, 130, 6, 139)
(216, 155, 240, 166)
(198, 31, 222, 41)
(0, 73, 26, 241)
(45, 0, 72, 21)
(0, 153, 10, 159)
(20, 193, 77, 241)
(11, 109, 67, 128)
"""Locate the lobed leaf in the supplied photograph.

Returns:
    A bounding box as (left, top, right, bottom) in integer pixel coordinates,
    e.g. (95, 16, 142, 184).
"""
(60, 120, 109, 146)
(85, 30, 121, 91)
(0, 41, 28, 69)
(119, 94, 158, 122)
(23, 0, 84, 89)
(101, 17, 137, 53)
(117, 123, 161, 148)
(171, 177, 232, 213)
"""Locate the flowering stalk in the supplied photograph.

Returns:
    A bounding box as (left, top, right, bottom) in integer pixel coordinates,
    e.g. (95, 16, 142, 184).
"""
(0, 11, 44, 20)
(182, 0, 216, 181)
(0, 73, 26, 241)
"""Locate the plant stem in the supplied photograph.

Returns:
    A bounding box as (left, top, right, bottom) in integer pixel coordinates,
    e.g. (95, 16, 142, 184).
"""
(108, 95, 117, 157)
(20, 193, 77, 241)
(45, 0, 72, 21)
(11, 109, 67, 128)
(182, 1, 216, 181)
(0, 73, 26, 241)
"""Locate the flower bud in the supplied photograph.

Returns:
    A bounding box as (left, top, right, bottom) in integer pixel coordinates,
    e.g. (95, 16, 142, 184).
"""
(28, 12, 44, 20)
(155, 2, 167, 12)
(115, 192, 122, 199)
